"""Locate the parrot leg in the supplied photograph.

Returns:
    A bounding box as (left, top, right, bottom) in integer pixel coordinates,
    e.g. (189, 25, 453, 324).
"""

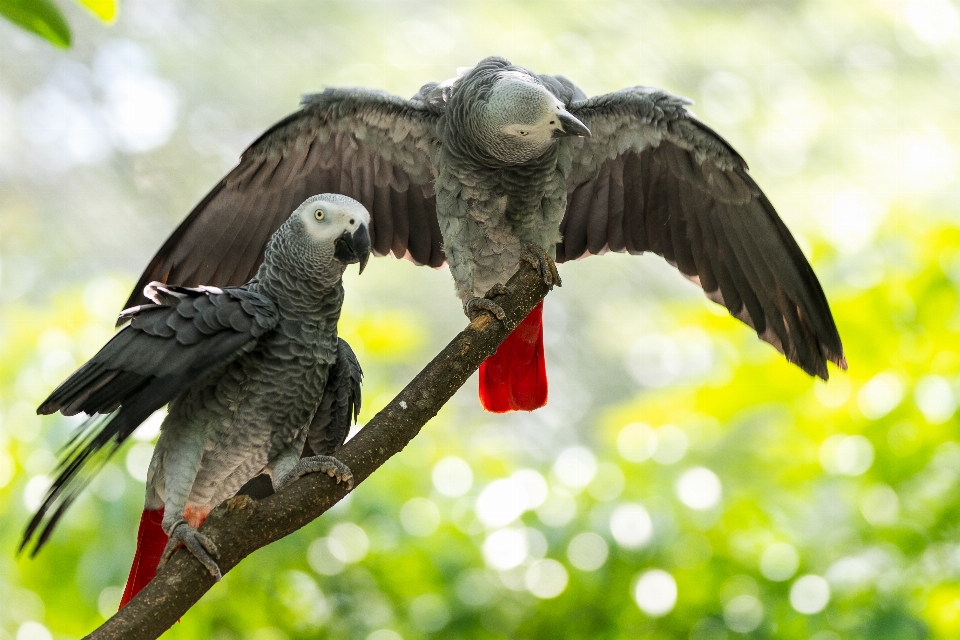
(465, 284, 515, 329)
(520, 243, 562, 288)
(465, 245, 559, 330)
(466, 297, 512, 329)
(273, 455, 355, 492)
(158, 520, 222, 581)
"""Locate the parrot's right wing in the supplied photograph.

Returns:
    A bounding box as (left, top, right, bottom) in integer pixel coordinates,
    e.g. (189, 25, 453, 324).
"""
(560, 88, 845, 380)
(22, 283, 278, 555)
(123, 88, 443, 313)
(307, 338, 362, 457)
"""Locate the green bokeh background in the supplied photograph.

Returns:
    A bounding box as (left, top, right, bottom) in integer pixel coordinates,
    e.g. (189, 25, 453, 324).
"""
(2, 0, 959, 638)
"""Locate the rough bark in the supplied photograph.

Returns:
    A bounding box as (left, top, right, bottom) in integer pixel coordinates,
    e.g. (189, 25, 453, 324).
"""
(85, 258, 553, 640)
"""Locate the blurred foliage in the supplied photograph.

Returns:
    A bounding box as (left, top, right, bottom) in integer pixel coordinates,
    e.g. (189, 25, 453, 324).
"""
(2, 0, 960, 639)
(0, 0, 114, 48)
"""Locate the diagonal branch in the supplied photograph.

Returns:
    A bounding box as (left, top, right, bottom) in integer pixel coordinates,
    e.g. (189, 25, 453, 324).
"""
(84, 258, 553, 640)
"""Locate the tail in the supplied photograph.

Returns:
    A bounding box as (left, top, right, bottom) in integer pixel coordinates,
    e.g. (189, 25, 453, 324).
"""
(479, 301, 547, 412)
(119, 508, 167, 609)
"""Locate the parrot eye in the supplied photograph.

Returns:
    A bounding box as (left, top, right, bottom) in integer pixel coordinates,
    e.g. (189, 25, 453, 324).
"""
(314, 209, 325, 221)
(518, 130, 528, 136)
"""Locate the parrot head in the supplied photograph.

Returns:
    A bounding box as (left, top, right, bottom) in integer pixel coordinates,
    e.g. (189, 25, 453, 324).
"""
(474, 70, 591, 165)
(281, 193, 371, 275)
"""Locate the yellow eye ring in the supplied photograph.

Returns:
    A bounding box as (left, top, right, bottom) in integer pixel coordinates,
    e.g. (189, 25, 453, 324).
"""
(314, 208, 325, 221)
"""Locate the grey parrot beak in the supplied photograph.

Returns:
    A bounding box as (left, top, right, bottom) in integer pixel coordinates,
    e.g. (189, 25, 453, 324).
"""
(334, 224, 371, 274)
(554, 110, 591, 138)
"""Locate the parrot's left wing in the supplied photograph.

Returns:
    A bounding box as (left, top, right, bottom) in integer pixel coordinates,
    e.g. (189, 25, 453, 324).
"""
(307, 338, 362, 457)
(22, 283, 278, 554)
(560, 88, 845, 379)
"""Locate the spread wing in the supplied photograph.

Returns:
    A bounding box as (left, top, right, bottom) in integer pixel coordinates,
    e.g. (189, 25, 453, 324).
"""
(22, 283, 278, 554)
(307, 338, 362, 457)
(560, 88, 846, 379)
(124, 88, 443, 311)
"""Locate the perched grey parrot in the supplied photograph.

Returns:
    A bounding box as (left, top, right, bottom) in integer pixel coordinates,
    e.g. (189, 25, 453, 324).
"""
(124, 56, 846, 412)
(22, 194, 370, 608)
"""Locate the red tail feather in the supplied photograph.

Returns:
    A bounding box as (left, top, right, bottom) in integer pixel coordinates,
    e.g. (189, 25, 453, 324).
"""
(119, 508, 167, 609)
(479, 301, 547, 412)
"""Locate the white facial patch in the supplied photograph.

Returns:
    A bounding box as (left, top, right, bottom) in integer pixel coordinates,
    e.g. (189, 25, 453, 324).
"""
(296, 194, 370, 242)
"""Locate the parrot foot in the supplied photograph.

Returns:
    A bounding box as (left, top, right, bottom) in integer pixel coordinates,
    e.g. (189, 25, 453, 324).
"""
(159, 520, 221, 581)
(275, 455, 355, 492)
(466, 296, 514, 330)
(521, 243, 562, 288)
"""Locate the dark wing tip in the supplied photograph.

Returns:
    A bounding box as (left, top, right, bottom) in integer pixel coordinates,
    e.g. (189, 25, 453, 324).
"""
(810, 351, 846, 381)
(770, 325, 846, 381)
(812, 358, 829, 381)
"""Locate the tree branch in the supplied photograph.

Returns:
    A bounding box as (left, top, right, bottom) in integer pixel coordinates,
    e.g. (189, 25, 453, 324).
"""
(84, 259, 553, 640)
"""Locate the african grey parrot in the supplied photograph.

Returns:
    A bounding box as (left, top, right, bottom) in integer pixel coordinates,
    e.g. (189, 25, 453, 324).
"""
(21, 194, 370, 608)
(124, 56, 846, 413)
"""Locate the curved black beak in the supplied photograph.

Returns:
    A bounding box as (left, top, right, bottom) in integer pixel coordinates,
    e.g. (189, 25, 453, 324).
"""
(553, 109, 591, 138)
(334, 224, 371, 274)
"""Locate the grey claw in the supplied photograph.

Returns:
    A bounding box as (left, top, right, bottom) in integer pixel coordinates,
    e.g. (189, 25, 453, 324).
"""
(521, 243, 561, 288)
(159, 520, 221, 581)
(275, 455, 355, 492)
(465, 297, 514, 330)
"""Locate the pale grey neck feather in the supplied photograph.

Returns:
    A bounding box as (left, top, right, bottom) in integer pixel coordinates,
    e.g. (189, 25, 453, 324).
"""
(252, 216, 346, 317)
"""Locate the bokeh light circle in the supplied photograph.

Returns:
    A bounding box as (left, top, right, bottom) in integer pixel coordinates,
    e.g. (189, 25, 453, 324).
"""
(633, 569, 677, 617)
(675, 467, 722, 510)
(790, 575, 831, 614)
